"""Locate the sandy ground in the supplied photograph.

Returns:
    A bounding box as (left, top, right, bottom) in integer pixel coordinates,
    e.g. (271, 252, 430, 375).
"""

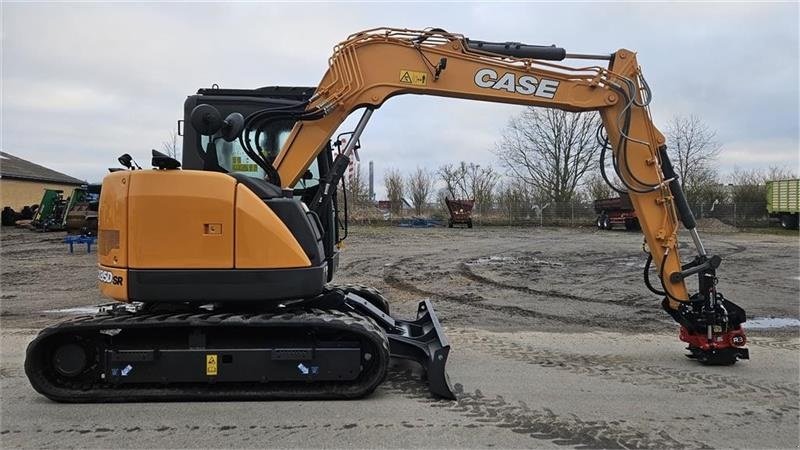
(1, 226, 798, 448)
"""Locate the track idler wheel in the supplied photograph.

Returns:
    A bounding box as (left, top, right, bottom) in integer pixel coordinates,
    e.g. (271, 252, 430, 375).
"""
(52, 343, 88, 377)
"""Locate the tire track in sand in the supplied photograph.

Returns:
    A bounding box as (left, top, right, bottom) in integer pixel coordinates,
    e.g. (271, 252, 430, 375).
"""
(382, 258, 798, 420)
(381, 369, 699, 449)
(384, 258, 657, 331)
(458, 261, 657, 309)
(446, 328, 799, 421)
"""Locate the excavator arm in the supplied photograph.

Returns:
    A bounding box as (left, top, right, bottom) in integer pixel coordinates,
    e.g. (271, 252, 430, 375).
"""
(267, 28, 747, 363)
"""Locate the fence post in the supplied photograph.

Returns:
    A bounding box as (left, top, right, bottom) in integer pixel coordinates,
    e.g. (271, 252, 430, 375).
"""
(570, 201, 574, 226)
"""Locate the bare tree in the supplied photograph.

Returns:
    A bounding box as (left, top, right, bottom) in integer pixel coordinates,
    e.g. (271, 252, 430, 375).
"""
(465, 163, 499, 216)
(496, 178, 538, 220)
(437, 162, 499, 215)
(495, 108, 601, 203)
(438, 163, 469, 199)
(729, 168, 764, 205)
(666, 114, 721, 201)
(384, 168, 405, 215)
(162, 128, 181, 160)
(584, 172, 614, 201)
(687, 177, 727, 214)
(346, 165, 369, 206)
(766, 165, 798, 181)
(407, 167, 434, 216)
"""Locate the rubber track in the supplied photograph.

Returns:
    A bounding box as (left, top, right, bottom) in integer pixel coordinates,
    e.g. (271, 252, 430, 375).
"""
(25, 308, 390, 403)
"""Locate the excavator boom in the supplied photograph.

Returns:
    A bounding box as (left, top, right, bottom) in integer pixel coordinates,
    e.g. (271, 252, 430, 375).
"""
(269, 27, 748, 363)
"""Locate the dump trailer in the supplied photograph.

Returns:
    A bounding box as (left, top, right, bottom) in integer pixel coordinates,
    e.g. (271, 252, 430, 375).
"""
(594, 193, 639, 230)
(767, 179, 799, 229)
(445, 198, 474, 228)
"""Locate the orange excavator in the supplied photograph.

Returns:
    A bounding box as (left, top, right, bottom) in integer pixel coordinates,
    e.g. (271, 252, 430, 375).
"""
(26, 28, 748, 402)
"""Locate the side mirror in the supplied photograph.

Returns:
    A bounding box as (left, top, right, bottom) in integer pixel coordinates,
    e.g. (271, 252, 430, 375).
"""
(190, 104, 223, 136)
(118, 154, 133, 169)
(220, 112, 244, 142)
(151, 149, 181, 170)
(118, 153, 141, 170)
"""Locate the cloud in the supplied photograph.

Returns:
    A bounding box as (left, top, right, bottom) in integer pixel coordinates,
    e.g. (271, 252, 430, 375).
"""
(4, 79, 119, 113)
(718, 138, 800, 172)
(2, 2, 798, 189)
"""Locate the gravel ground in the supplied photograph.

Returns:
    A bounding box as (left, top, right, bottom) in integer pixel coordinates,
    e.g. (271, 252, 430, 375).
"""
(1, 225, 798, 448)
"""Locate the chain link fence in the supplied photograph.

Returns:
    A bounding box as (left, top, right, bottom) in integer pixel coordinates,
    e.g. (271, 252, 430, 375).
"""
(687, 201, 772, 228)
(346, 199, 783, 229)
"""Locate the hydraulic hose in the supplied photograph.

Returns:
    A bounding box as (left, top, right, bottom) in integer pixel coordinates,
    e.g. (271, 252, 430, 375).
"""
(658, 249, 688, 302)
(596, 126, 626, 195)
(238, 104, 325, 186)
(643, 253, 666, 296)
(607, 84, 659, 193)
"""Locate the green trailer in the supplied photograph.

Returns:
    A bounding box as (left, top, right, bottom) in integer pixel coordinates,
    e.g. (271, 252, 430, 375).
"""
(766, 179, 799, 229)
(30, 189, 67, 231)
(30, 186, 89, 232)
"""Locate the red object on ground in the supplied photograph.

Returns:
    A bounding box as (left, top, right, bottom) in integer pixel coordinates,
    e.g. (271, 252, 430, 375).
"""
(679, 325, 747, 351)
(444, 198, 474, 228)
(594, 193, 638, 230)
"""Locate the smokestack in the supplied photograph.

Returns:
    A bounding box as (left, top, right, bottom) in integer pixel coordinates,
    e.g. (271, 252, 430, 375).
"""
(368, 161, 374, 202)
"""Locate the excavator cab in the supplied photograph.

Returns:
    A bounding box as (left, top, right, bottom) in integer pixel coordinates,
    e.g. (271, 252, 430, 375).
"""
(181, 86, 342, 282)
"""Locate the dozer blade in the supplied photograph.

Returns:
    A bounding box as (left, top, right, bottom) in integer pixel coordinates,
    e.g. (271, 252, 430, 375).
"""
(345, 295, 456, 400)
(388, 300, 456, 400)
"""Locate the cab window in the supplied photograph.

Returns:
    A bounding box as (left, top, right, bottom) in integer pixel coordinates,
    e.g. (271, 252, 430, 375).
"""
(199, 121, 319, 189)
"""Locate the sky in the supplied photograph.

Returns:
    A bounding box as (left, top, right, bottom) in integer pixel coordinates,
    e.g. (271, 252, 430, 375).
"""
(2, 2, 799, 196)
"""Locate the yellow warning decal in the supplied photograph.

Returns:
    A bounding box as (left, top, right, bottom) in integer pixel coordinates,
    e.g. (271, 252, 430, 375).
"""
(231, 156, 258, 173)
(232, 163, 258, 172)
(206, 354, 218, 376)
(399, 70, 427, 86)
